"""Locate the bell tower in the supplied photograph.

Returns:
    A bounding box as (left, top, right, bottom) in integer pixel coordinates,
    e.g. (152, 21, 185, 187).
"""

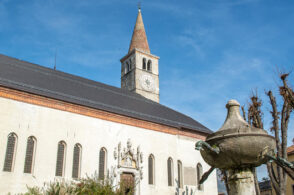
(120, 8, 160, 103)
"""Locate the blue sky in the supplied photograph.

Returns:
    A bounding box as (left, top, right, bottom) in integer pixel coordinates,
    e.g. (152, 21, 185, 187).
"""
(0, 0, 293, 180)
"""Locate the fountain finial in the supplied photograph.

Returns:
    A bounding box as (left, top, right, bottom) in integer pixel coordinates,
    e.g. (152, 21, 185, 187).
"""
(219, 99, 248, 131)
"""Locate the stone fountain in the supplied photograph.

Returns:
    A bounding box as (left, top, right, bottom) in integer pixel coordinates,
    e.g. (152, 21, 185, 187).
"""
(196, 100, 276, 195)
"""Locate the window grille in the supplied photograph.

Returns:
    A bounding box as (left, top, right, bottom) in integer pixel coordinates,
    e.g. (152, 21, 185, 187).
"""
(3, 133, 17, 172)
(55, 141, 66, 177)
(167, 157, 173, 186)
(24, 136, 36, 173)
(177, 160, 183, 188)
(98, 148, 106, 180)
(148, 154, 154, 184)
(72, 144, 81, 178)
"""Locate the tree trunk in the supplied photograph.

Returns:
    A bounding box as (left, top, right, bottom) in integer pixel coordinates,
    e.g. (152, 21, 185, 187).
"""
(253, 168, 260, 195)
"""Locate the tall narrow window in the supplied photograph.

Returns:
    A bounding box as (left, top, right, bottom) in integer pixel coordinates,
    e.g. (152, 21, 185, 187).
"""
(167, 157, 173, 186)
(124, 63, 128, 74)
(177, 160, 183, 188)
(142, 58, 146, 70)
(3, 133, 17, 172)
(55, 141, 66, 177)
(24, 136, 36, 173)
(129, 59, 132, 70)
(148, 154, 155, 185)
(197, 163, 204, 190)
(147, 60, 152, 71)
(72, 143, 82, 179)
(126, 62, 130, 72)
(99, 148, 107, 180)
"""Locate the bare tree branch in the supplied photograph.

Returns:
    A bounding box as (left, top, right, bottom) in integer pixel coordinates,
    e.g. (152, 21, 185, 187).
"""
(267, 162, 280, 193)
(266, 90, 285, 194)
(248, 95, 263, 129)
(280, 73, 294, 108)
(253, 167, 260, 195)
(241, 105, 246, 121)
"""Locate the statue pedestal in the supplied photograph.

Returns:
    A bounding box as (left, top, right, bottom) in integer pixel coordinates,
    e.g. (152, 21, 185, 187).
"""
(227, 168, 256, 195)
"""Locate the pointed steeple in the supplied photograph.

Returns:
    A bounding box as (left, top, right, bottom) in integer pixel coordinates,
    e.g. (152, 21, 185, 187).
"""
(128, 8, 150, 53)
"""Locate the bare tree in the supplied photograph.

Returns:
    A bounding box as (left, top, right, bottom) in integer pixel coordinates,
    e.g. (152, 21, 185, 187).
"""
(244, 74, 293, 195)
(244, 95, 263, 195)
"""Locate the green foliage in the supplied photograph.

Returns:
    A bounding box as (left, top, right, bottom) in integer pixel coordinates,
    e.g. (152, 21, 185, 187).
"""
(20, 174, 134, 195)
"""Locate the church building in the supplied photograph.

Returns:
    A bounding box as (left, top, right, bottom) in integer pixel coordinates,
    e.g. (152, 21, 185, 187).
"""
(0, 8, 217, 194)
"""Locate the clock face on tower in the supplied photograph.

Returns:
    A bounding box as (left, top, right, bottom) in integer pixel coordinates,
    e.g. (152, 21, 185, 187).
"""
(140, 74, 155, 92)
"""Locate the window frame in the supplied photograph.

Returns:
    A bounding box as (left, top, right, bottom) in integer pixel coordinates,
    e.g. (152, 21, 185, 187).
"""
(72, 143, 82, 179)
(3, 132, 18, 172)
(24, 136, 37, 174)
(148, 154, 155, 185)
(55, 141, 66, 177)
(142, 58, 146, 70)
(177, 160, 183, 188)
(98, 147, 107, 180)
(147, 60, 152, 72)
(167, 157, 174, 186)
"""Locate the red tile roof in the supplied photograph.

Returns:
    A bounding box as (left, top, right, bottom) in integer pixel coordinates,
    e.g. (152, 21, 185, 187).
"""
(287, 145, 294, 155)
(128, 9, 150, 54)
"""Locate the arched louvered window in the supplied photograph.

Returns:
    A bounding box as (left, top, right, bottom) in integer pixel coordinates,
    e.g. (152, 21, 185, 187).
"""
(148, 154, 155, 185)
(197, 163, 204, 190)
(177, 160, 183, 188)
(72, 143, 82, 179)
(147, 60, 152, 71)
(55, 141, 66, 177)
(142, 58, 146, 70)
(3, 133, 17, 172)
(24, 136, 36, 173)
(167, 157, 173, 186)
(129, 59, 132, 70)
(98, 148, 107, 180)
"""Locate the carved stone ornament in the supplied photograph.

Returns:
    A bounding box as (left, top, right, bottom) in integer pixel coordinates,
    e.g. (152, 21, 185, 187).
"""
(113, 139, 143, 179)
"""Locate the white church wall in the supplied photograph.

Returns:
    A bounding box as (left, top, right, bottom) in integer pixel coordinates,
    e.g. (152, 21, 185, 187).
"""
(0, 96, 217, 195)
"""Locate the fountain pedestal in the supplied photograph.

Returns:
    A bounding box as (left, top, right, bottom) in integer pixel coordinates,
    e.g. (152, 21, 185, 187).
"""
(227, 168, 256, 195)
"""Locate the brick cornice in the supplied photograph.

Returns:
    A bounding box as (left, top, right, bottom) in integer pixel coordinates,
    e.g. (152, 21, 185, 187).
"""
(0, 86, 207, 140)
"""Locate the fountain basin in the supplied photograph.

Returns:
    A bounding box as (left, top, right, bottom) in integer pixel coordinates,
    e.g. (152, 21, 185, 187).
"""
(199, 100, 275, 169)
(201, 128, 275, 169)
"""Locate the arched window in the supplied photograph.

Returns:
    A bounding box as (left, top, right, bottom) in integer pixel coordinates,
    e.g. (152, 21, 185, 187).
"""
(72, 143, 82, 179)
(148, 154, 155, 185)
(3, 133, 17, 172)
(124, 63, 128, 74)
(126, 62, 130, 72)
(177, 160, 183, 188)
(129, 59, 132, 70)
(24, 136, 36, 174)
(197, 163, 204, 190)
(99, 147, 107, 180)
(55, 141, 66, 177)
(147, 60, 152, 71)
(167, 157, 173, 186)
(142, 58, 146, 70)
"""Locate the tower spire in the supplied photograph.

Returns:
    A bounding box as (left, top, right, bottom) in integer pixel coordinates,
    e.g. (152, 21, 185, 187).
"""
(128, 8, 150, 53)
